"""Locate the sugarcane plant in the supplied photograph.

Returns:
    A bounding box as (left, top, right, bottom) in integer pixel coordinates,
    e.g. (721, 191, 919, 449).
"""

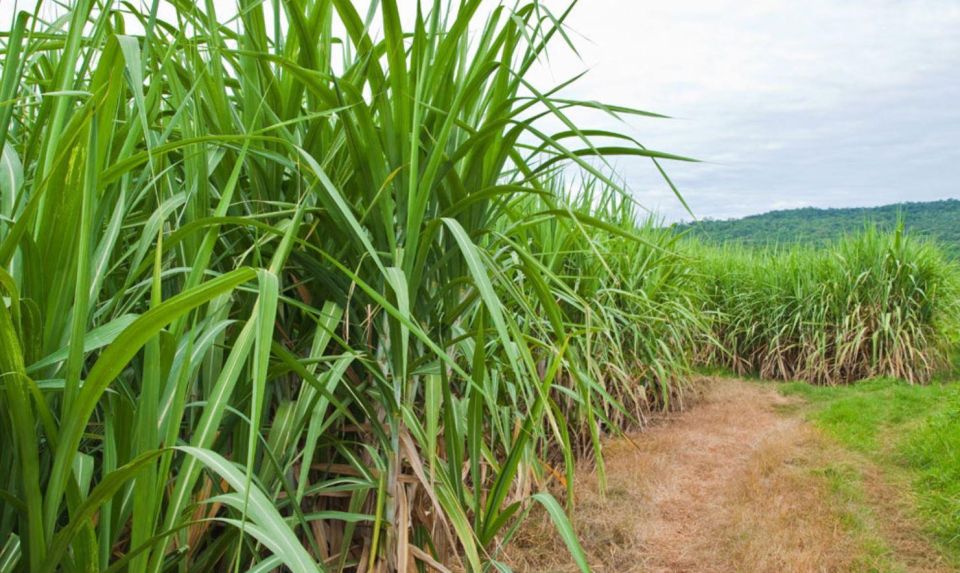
(0, 1, 697, 571)
(694, 225, 960, 384)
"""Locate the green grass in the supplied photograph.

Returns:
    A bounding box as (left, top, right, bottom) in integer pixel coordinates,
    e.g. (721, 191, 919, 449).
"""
(778, 378, 960, 561)
(814, 461, 900, 572)
(902, 393, 960, 552)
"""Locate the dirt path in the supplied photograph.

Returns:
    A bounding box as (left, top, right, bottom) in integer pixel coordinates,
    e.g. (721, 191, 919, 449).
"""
(508, 378, 953, 573)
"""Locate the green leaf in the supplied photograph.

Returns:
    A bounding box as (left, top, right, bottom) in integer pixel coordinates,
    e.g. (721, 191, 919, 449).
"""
(531, 492, 590, 573)
(0, 534, 21, 573)
(180, 447, 322, 573)
(43, 268, 259, 537)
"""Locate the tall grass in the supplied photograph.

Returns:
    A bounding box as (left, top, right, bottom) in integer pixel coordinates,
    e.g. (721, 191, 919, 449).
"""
(0, 1, 697, 571)
(696, 226, 960, 384)
(504, 182, 706, 458)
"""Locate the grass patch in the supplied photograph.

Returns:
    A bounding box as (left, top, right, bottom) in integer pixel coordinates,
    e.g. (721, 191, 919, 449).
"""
(813, 462, 900, 572)
(902, 395, 960, 550)
(777, 378, 960, 563)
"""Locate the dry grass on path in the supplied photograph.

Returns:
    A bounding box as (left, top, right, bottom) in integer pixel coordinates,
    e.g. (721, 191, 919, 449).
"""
(507, 378, 953, 573)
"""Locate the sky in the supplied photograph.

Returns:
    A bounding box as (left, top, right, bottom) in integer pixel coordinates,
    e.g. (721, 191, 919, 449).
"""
(528, 0, 960, 221)
(2, 0, 958, 221)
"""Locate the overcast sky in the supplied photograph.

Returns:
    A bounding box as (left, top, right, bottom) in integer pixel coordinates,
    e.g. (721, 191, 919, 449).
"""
(530, 0, 960, 221)
(3, 0, 958, 221)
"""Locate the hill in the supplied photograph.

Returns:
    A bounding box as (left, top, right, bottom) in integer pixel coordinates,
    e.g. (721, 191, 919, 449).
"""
(676, 199, 960, 255)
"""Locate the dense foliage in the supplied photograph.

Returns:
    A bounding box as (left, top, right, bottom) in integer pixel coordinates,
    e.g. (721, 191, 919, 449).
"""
(695, 228, 960, 384)
(0, 2, 697, 572)
(677, 200, 960, 257)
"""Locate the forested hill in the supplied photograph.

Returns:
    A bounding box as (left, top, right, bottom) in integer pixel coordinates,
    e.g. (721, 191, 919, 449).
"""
(676, 199, 960, 255)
